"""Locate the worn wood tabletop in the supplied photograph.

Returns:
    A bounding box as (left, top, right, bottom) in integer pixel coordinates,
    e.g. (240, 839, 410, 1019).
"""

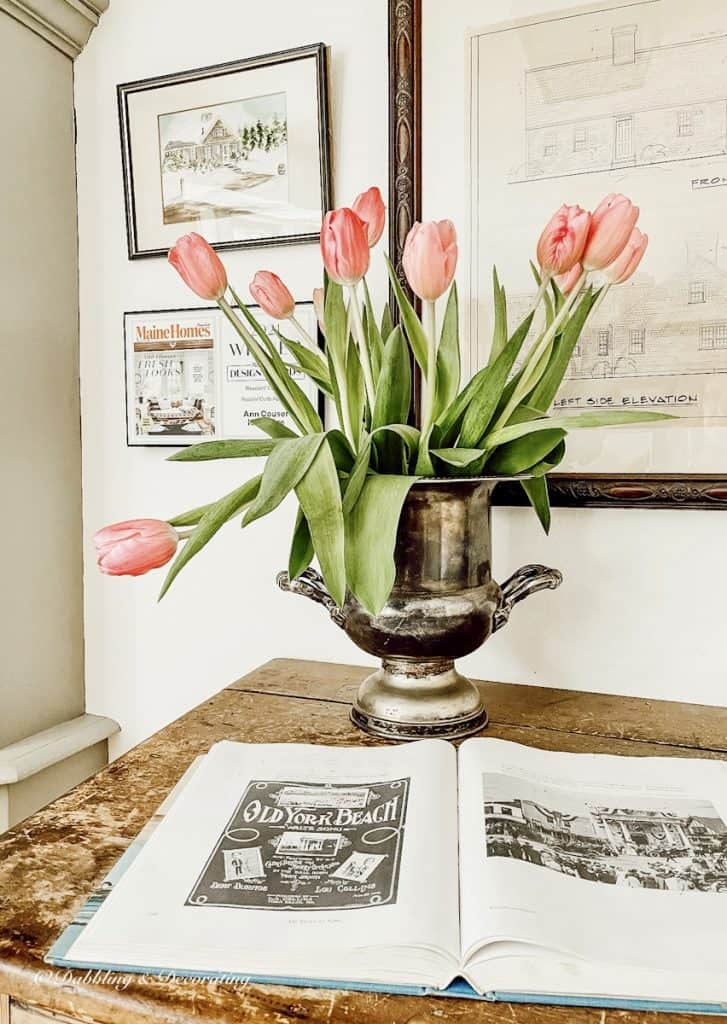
(1, 657, 726, 1024)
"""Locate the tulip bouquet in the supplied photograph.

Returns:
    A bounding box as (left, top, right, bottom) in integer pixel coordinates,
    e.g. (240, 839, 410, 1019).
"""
(96, 188, 668, 614)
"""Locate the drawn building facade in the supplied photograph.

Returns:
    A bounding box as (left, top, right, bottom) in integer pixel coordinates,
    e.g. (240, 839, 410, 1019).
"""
(514, 27, 727, 182)
(164, 114, 241, 165)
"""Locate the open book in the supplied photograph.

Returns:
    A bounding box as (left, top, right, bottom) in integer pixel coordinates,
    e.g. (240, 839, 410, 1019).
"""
(48, 738, 727, 1012)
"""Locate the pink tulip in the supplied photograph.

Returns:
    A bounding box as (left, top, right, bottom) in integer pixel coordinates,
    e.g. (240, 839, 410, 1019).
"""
(94, 519, 179, 577)
(352, 186, 386, 247)
(312, 287, 326, 334)
(582, 193, 640, 271)
(168, 233, 227, 301)
(402, 220, 458, 301)
(320, 208, 370, 286)
(249, 271, 295, 320)
(536, 204, 591, 277)
(602, 228, 649, 285)
(555, 263, 583, 295)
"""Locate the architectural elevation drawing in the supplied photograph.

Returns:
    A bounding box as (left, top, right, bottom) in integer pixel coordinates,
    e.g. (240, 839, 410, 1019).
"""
(509, 25, 727, 183)
(468, 0, 727, 462)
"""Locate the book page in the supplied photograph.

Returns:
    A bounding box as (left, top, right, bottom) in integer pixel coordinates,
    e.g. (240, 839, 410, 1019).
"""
(458, 739, 727, 986)
(68, 739, 459, 985)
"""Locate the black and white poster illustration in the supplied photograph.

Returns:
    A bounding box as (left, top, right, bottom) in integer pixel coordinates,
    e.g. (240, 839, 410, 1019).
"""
(483, 772, 727, 893)
(467, 0, 727, 471)
(187, 778, 409, 911)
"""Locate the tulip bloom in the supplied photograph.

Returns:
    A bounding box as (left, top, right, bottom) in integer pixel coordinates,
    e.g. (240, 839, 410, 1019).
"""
(602, 228, 649, 285)
(312, 287, 325, 334)
(582, 193, 639, 271)
(352, 186, 386, 247)
(94, 519, 179, 577)
(320, 208, 370, 285)
(555, 263, 583, 296)
(402, 220, 458, 302)
(536, 204, 590, 277)
(168, 233, 227, 300)
(249, 271, 295, 320)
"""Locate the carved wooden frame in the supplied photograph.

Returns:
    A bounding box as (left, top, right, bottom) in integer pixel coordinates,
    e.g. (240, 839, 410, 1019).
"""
(387, 0, 727, 509)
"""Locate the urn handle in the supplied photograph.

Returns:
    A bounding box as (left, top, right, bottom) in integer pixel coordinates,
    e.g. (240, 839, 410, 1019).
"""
(276, 568, 346, 628)
(493, 564, 563, 633)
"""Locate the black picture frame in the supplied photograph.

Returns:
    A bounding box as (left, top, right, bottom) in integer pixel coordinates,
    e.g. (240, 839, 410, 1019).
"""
(123, 302, 326, 448)
(117, 43, 331, 260)
(386, 0, 727, 511)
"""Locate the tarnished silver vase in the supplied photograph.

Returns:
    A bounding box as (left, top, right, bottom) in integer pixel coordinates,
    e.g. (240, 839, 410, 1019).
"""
(278, 478, 562, 741)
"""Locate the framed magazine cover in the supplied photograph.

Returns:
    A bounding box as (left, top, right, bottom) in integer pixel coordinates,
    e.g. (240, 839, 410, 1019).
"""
(118, 44, 331, 259)
(124, 303, 324, 447)
(387, 0, 727, 509)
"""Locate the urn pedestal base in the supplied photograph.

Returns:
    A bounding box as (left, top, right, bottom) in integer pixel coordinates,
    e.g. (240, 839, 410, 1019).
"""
(350, 657, 488, 741)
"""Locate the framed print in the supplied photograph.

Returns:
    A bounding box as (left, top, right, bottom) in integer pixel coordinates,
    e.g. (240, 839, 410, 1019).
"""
(124, 303, 323, 446)
(118, 44, 331, 259)
(387, 0, 727, 508)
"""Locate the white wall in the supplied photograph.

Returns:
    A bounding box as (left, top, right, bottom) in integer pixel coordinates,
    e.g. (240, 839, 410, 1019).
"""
(75, 0, 389, 757)
(424, 0, 727, 705)
(76, 0, 727, 759)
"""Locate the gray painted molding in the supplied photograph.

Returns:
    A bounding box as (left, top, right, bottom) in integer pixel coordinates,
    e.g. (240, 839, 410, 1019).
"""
(0, 713, 119, 784)
(0, 0, 108, 57)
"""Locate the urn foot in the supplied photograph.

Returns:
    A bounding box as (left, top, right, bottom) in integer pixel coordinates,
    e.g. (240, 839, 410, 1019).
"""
(351, 657, 488, 741)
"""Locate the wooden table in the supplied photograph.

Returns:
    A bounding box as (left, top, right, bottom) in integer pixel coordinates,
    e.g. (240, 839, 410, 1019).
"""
(2, 657, 727, 1024)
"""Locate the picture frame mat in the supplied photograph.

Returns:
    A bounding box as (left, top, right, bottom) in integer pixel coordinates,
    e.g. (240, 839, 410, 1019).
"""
(118, 44, 330, 257)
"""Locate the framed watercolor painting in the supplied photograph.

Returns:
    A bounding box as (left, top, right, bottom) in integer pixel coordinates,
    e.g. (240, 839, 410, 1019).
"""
(387, 0, 727, 508)
(124, 303, 323, 446)
(118, 44, 331, 259)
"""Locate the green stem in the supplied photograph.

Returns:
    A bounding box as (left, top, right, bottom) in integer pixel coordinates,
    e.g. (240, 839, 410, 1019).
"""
(420, 300, 437, 433)
(490, 271, 588, 431)
(347, 285, 377, 414)
(288, 314, 319, 350)
(529, 275, 550, 316)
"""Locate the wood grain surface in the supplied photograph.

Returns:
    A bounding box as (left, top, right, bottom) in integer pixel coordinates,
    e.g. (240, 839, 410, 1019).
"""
(0, 658, 723, 1024)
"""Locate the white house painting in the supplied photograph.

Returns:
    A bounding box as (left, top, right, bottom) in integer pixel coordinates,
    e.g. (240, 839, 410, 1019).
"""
(157, 93, 315, 238)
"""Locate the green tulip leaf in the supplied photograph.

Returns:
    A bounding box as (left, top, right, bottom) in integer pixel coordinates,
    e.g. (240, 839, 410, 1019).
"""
(521, 476, 551, 534)
(385, 256, 429, 375)
(168, 438, 277, 462)
(275, 331, 332, 395)
(372, 326, 411, 429)
(527, 288, 601, 413)
(345, 474, 419, 614)
(434, 282, 461, 418)
(243, 433, 325, 527)
(288, 507, 314, 580)
(485, 409, 674, 450)
(486, 429, 566, 476)
(249, 417, 298, 439)
(342, 436, 372, 516)
(296, 439, 346, 608)
(159, 475, 262, 599)
(363, 279, 385, 380)
(380, 302, 394, 346)
(431, 447, 487, 467)
(488, 266, 508, 364)
(457, 310, 535, 448)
